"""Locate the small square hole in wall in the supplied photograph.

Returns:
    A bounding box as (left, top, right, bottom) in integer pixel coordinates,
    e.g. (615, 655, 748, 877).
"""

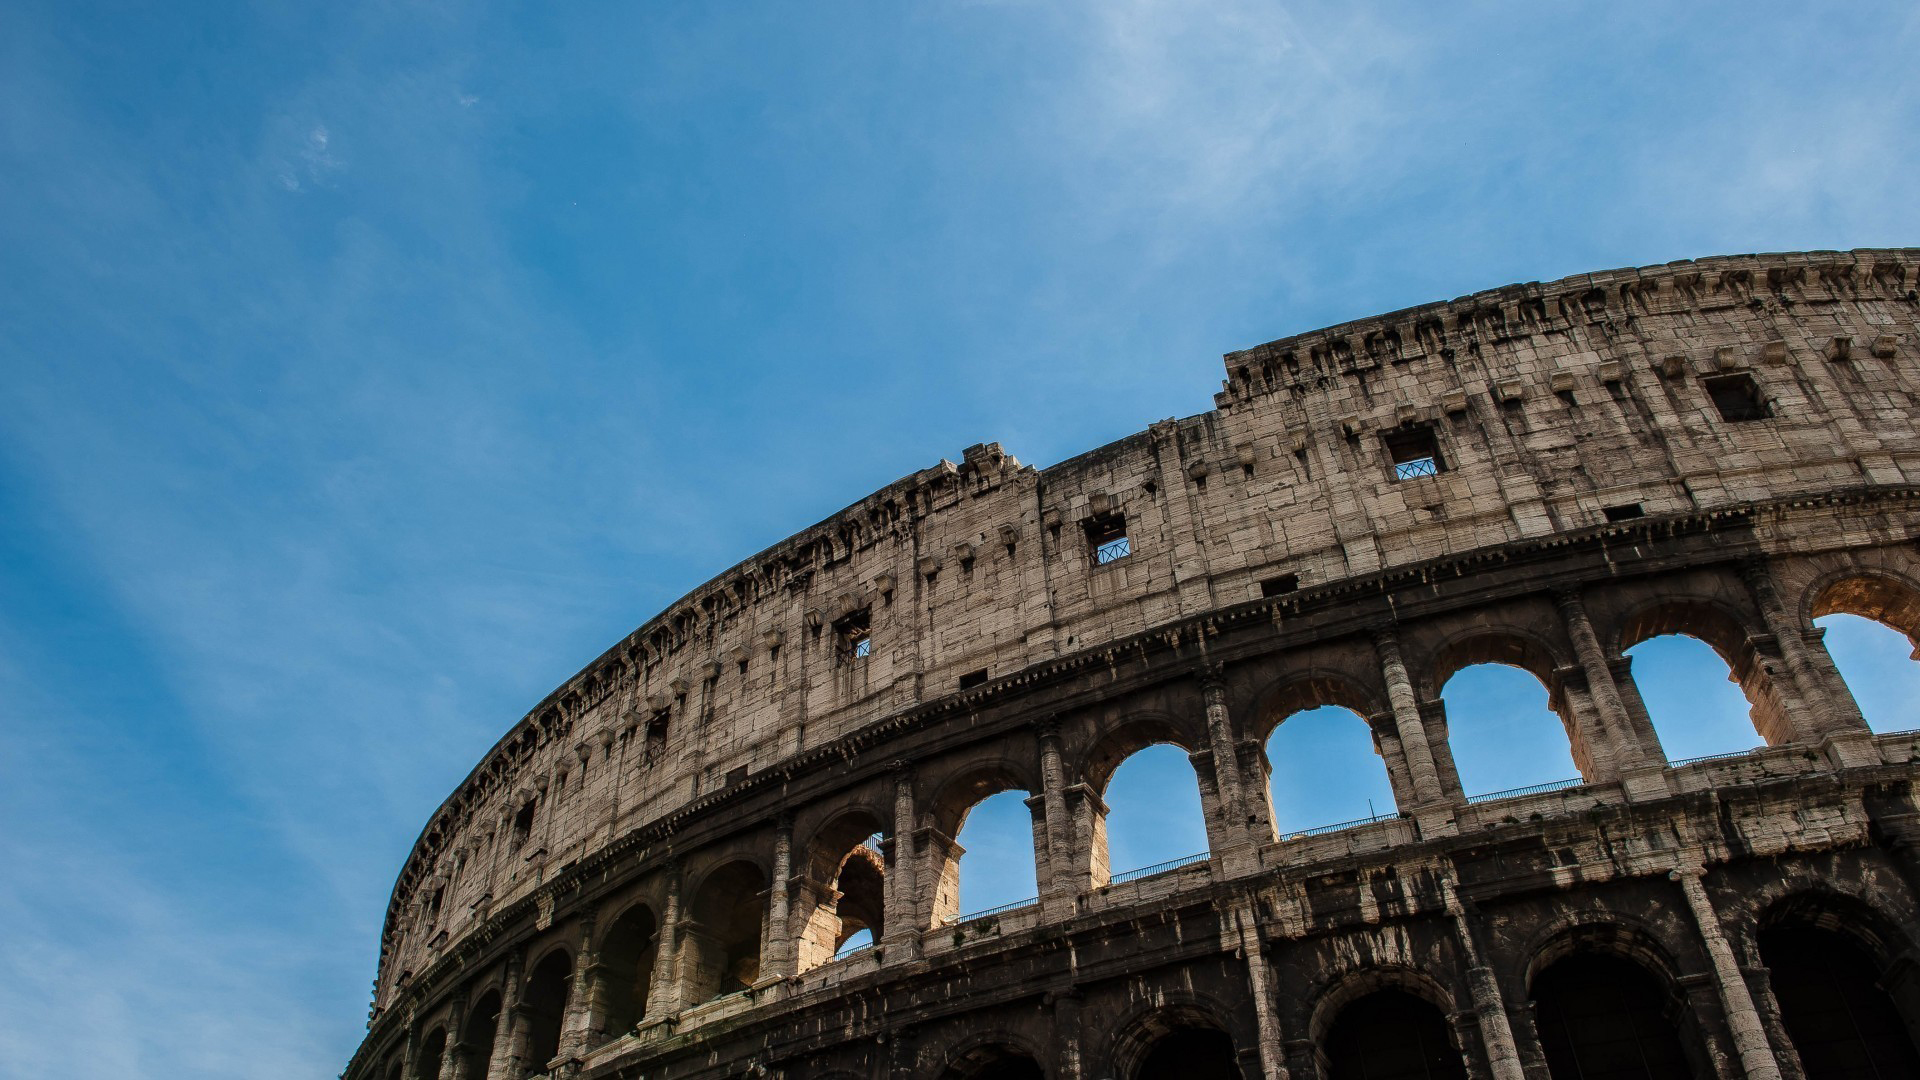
(1260, 573, 1299, 598)
(1383, 425, 1445, 480)
(1602, 503, 1645, 522)
(835, 608, 872, 661)
(957, 668, 988, 690)
(1085, 513, 1130, 565)
(1702, 372, 1771, 422)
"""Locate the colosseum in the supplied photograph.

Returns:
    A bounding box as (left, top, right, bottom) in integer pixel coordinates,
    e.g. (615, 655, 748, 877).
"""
(348, 248, 1920, 1080)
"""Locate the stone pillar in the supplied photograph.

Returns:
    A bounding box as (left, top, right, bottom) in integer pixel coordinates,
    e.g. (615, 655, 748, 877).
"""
(1673, 866, 1783, 1080)
(882, 762, 922, 959)
(643, 865, 682, 1022)
(1068, 783, 1111, 887)
(1556, 589, 1640, 777)
(557, 907, 598, 1062)
(1227, 898, 1292, 1080)
(1439, 879, 1526, 1080)
(1190, 749, 1236, 873)
(437, 992, 468, 1080)
(1367, 711, 1419, 815)
(1049, 988, 1086, 1080)
(766, 813, 795, 977)
(1747, 965, 1810, 1080)
(1374, 628, 1447, 806)
(484, 950, 524, 1080)
(1200, 665, 1252, 846)
(1036, 721, 1077, 914)
(1740, 559, 1861, 741)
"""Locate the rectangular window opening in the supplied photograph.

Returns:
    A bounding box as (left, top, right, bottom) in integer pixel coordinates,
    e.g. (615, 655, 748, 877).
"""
(1703, 372, 1771, 422)
(1086, 513, 1131, 565)
(1260, 573, 1300, 598)
(835, 608, 872, 662)
(957, 668, 989, 690)
(511, 800, 536, 849)
(1602, 503, 1645, 522)
(1383, 426, 1445, 480)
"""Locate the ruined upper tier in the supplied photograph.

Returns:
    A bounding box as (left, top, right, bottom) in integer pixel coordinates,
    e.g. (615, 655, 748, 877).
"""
(373, 247, 1920, 1006)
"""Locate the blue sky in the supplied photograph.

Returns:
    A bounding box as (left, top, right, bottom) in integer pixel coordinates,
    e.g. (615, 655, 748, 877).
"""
(3, 3, 1918, 1076)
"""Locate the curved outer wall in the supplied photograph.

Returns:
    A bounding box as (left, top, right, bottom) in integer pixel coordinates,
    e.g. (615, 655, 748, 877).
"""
(352, 249, 1920, 1080)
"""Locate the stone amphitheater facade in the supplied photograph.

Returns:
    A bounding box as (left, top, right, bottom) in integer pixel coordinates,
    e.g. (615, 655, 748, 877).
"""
(348, 248, 1920, 1080)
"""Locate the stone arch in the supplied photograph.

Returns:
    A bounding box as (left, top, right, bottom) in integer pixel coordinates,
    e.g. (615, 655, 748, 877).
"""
(1255, 668, 1402, 836)
(1079, 712, 1210, 885)
(460, 986, 502, 1078)
(937, 1031, 1047, 1080)
(1755, 890, 1920, 1075)
(927, 760, 1040, 923)
(593, 900, 660, 1041)
(1108, 998, 1244, 1080)
(683, 859, 768, 1002)
(1807, 568, 1920, 732)
(1523, 922, 1707, 1080)
(1425, 625, 1585, 792)
(417, 1026, 447, 1080)
(795, 805, 889, 970)
(520, 947, 574, 1075)
(1307, 964, 1461, 1046)
(1613, 593, 1795, 747)
(1805, 567, 1920, 644)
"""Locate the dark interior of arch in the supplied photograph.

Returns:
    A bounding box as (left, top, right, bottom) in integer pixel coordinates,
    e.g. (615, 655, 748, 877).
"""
(690, 861, 767, 1000)
(946, 1049, 1044, 1080)
(1759, 925, 1920, 1078)
(598, 905, 659, 1038)
(463, 989, 501, 1073)
(1533, 953, 1690, 1080)
(1136, 1026, 1241, 1080)
(1323, 989, 1467, 1080)
(417, 1027, 446, 1080)
(523, 950, 574, 1072)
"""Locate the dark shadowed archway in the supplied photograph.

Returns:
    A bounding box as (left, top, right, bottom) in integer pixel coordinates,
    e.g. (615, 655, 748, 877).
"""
(1760, 924, 1920, 1078)
(1532, 953, 1690, 1080)
(1323, 989, 1466, 1080)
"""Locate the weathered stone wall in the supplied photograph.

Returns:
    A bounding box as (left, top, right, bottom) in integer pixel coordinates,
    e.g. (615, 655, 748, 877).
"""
(350, 249, 1920, 1080)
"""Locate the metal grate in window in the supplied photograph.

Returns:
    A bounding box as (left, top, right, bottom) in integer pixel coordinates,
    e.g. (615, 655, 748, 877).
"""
(1393, 456, 1439, 480)
(1094, 535, 1131, 564)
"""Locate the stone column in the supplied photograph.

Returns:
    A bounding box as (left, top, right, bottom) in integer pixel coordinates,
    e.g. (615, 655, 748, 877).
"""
(1740, 559, 1860, 740)
(642, 865, 682, 1022)
(438, 993, 468, 1080)
(765, 814, 795, 977)
(1227, 898, 1292, 1080)
(1673, 866, 1782, 1080)
(882, 762, 922, 959)
(1036, 721, 1077, 914)
(485, 949, 524, 1080)
(1374, 628, 1447, 806)
(557, 907, 598, 1061)
(1049, 988, 1086, 1080)
(1200, 666, 1252, 846)
(1555, 589, 1640, 777)
(1190, 749, 1236, 873)
(1440, 878, 1526, 1080)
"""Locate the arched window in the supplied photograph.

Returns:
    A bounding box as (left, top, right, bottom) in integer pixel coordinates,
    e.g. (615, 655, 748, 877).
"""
(1441, 663, 1579, 798)
(521, 950, 573, 1075)
(1531, 953, 1691, 1080)
(417, 1028, 446, 1080)
(941, 1046, 1045, 1080)
(1624, 634, 1763, 762)
(1102, 744, 1208, 880)
(1816, 612, 1920, 733)
(797, 811, 888, 971)
(462, 989, 501, 1077)
(944, 788, 1039, 921)
(1759, 924, 1920, 1076)
(1135, 1026, 1240, 1079)
(1322, 989, 1466, 1080)
(1265, 705, 1397, 836)
(684, 861, 767, 1002)
(596, 904, 658, 1040)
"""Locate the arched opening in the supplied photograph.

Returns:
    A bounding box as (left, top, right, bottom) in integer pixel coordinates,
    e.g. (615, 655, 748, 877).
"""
(930, 766, 1040, 923)
(417, 1027, 446, 1080)
(684, 861, 767, 1002)
(1265, 705, 1398, 836)
(1618, 598, 1791, 748)
(1321, 989, 1466, 1080)
(1759, 923, 1920, 1076)
(941, 1045, 1045, 1080)
(796, 810, 888, 971)
(595, 904, 658, 1040)
(1101, 743, 1208, 880)
(1439, 663, 1579, 798)
(1531, 953, 1691, 1080)
(1135, 1026, 1240, 1079)
(1816, 612, 1920, 734)
(1624, 634, 1764, 762)
(462, 989, 501, 1077)
(521, 949, 573, 1075)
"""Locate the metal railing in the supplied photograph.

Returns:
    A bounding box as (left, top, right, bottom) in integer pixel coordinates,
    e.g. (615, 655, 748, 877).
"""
(1284, 811, 1398, 839)
(1466, 777, 1583, 804)
(943, 896, 1039, 925)
(1106, 851, 1209, 886)
(1667, 749, 1756, 768)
